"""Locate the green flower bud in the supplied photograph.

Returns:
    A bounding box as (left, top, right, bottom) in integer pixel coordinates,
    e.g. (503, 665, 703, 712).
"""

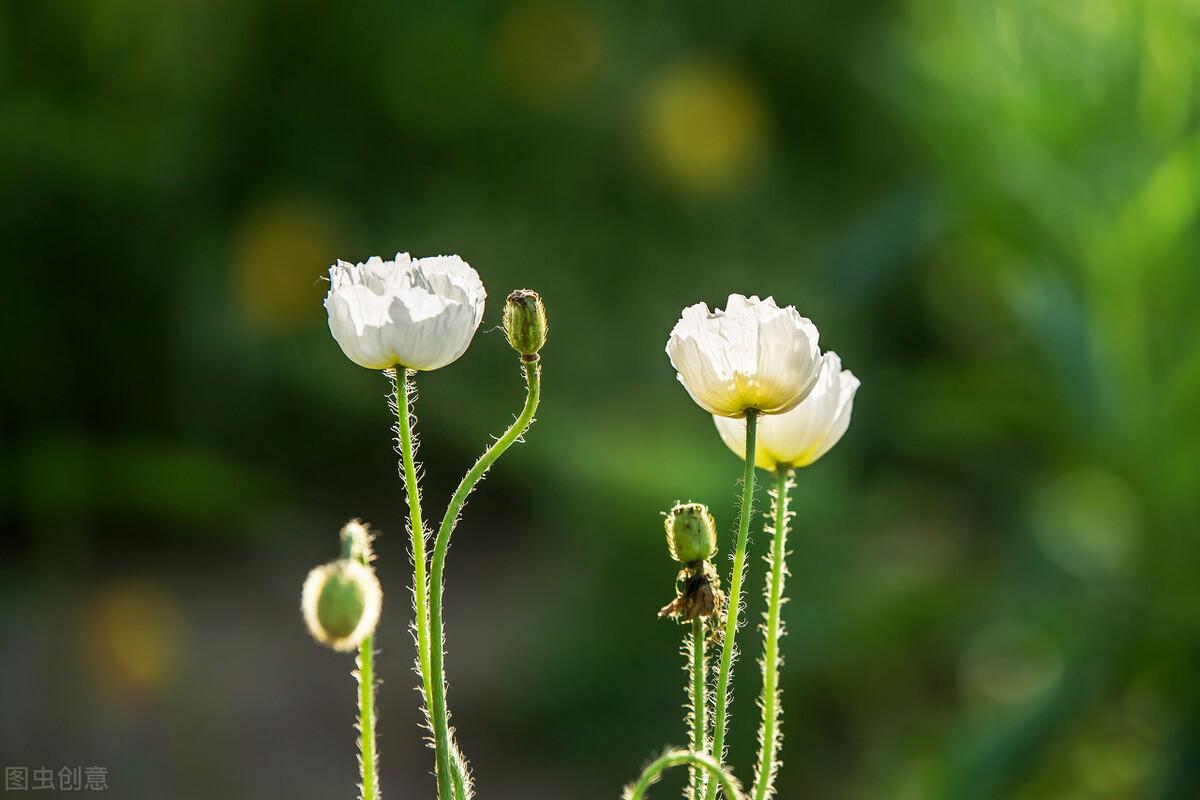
(302, 559, 382, 652)
(665, 502, 718, 563)
(502, 289, 548, 360)
(340, 518, 375, 564)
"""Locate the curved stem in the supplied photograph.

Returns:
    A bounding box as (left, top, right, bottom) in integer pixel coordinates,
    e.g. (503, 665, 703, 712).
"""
(752, 468, 792, 800)
(391, 371, 435, 727)
(624, 750, 745, 800)
(706, 411, 758, 800)
(689, 618, 709, 800)
(429, 360, 542, 800)
(357, 636, 379, 800)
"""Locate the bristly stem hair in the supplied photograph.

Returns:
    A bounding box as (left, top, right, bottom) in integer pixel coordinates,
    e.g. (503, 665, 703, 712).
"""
(389, 370, 437, 767)
(687, 618, 710, 800)
(752, 468, 793, 800)
(624, 750, 746, 800)
(428, 358, 542, 800)
(347, 525, 380, 800)
(706, 411, 759, 800)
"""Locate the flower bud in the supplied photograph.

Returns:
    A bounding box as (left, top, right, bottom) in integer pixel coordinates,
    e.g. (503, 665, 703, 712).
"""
(302, 559, 382, 652)
(340, 518, 374, 563)
(502, 289, 548, 360)
(665, 502, 718, 563)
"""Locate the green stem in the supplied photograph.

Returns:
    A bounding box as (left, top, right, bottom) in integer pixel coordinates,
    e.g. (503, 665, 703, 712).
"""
(690, 618, 709, 800)
(429, 359, 542, 800)
(357, 635, 379, 800)
(706, 412, 758, 800)
(752, 468, 792, 800)
(391, 370, 436, 728)
(624, 750, 745, 800)
(343, 513, 381, 799)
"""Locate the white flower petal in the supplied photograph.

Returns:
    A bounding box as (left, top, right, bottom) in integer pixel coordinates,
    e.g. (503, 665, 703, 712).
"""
(713, 351, 860, 469)
(384, 294, 481, 371)
(666, 294, 823, 417)
(412, 254, 487, 326)
(324, 252, 487, 371)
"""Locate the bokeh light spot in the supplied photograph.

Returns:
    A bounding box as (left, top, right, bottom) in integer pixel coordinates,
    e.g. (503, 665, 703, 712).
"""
(78, 579, 184, 697)
(640, 59, 767, 194)
(1031, 469, 1140, 578)
(494, 0, 604, 110)
(960, 620, 1062, 706)
(231, 200, 340, 333)
(1071, 716, 1155, 795)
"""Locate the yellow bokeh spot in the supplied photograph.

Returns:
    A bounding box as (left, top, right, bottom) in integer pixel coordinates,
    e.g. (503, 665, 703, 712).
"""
(78, 579, 184, 697)
(232, 200, 340, 333)
(494, 0, 604, 109)
(641, 59, 767, 194)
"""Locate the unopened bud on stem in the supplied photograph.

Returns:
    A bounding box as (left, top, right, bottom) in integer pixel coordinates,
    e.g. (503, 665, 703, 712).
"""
(502, 289, 548, 360)
(340, 518, 375, 565)
(302, 558, 382, 652)
(665, 502, 718, 564)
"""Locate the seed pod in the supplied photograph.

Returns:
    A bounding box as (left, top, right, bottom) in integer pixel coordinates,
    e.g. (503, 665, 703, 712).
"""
(665, 502, 718, 563)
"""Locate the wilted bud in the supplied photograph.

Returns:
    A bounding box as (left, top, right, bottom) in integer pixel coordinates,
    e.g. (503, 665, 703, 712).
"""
(302, 559, 382, 652)
(502, 289, 548, 360)
(659, 559, 725, 624)
(665, 502, 717, 563)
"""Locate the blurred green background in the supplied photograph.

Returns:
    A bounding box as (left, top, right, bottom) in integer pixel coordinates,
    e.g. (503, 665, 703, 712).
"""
(2, 0, 1199, 798)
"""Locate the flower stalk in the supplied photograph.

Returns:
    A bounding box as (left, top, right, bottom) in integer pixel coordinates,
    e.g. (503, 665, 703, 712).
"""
(390, 370, 436, 727)
(347, 523, 381, 800)
(356, 637, 379, 800)
(624, 750, 746, 800)
(428, 358, 542, 800)
(688, 618, 709, 800)
(706, 411, 758, 800)
(752, 468, 793, 800)
(300, 522, 383, 799)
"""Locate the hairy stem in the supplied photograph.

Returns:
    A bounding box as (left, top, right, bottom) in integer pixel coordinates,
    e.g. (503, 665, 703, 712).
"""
(706, 411, 758, 800)
(752, 468, 793, 800)
(689, 619, 709, 800)
(429, 359, 542, 800)
(357, 637, 379, 800)
(344, 513, 381, 800)
(624, 750, 745, 800)
(390, 371, 436, 738)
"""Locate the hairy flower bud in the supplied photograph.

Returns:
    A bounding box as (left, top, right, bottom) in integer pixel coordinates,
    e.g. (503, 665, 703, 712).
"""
(665, 502, 718, 563)
(502, 289, 548, 360)
(340, 518, 374, 563)
(302, 559, 382, 652)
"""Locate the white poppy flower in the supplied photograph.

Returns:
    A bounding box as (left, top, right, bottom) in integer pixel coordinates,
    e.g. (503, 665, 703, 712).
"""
(325, 253, 486, 371)
(666, 294, 822, 418)
(713, 351, 859, 469)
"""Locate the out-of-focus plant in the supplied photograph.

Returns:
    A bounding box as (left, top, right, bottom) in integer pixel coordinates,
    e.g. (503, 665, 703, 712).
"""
(859, 1, 1200, 795)
(302, 520, 383, 799)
